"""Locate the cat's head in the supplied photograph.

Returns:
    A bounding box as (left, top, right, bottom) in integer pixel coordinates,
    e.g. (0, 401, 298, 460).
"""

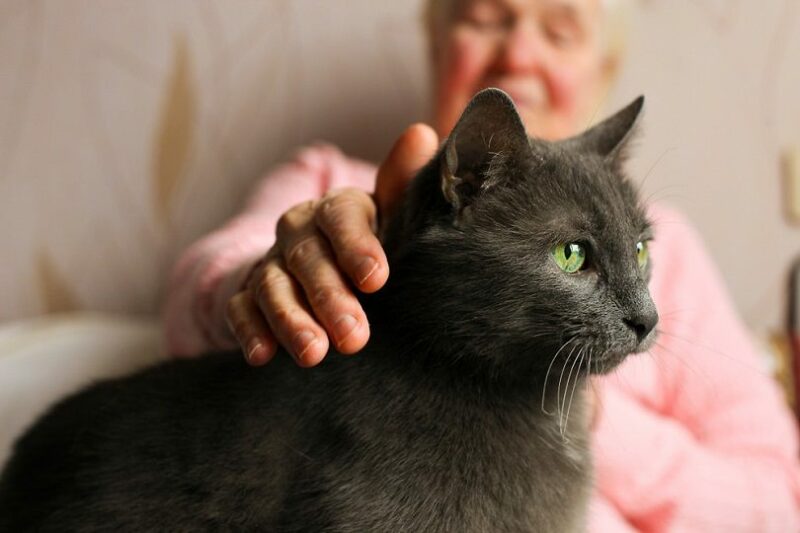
(379, 88, 657, 380)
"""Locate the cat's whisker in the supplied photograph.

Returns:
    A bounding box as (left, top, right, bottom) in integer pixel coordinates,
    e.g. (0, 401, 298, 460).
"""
(559, 346, 584, 436)
(554, 342, 580, 421)
(555, 345, 577, 422)
(641, 183, 689, 208)
(561, 348, 586, 435)
(645, 343, 718, 401)
(635, 147, 675, 192)
(586, 346, 592, 375)
(560, 345, 582, 419)
(541, 337, 577, 415)
(654, 307, 690, 319)
(656, 328, 762, 373)
(650, 338, 707, 383)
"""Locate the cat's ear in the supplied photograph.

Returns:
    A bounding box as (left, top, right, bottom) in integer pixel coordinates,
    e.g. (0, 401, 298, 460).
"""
(560, 96, 644, 168)
(440, 88, 529, 216)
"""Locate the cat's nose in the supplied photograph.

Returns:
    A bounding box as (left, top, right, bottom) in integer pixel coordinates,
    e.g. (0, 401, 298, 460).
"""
(623, 309, 658, 343)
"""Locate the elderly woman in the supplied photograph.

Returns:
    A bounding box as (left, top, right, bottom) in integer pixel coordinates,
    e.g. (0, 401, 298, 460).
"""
(164, 0, 800, 530)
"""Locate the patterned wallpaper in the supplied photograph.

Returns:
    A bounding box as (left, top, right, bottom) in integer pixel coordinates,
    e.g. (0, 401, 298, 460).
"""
(0, 0, 798, 333)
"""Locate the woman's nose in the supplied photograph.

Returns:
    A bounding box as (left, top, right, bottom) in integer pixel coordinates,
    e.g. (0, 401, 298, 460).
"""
(496, 19, 549, 74)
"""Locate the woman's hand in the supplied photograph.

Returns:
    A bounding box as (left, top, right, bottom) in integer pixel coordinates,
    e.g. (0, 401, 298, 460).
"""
(225, 124, 439, 367)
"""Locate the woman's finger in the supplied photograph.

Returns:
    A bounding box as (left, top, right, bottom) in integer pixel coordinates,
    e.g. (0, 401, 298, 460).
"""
(315, 188, 389, 293)
(277, 209, 370, 355)
(374, 123, 439, 220)
(225, 291, 278, 366)
(251, 255, 331, 367)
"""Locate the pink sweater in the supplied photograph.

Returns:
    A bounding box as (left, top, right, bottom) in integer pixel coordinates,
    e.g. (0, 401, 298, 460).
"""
(164, 144, 800, 532)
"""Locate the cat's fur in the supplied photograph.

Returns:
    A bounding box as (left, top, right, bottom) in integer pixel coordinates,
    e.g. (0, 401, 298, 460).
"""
(0, 89, 657, 532)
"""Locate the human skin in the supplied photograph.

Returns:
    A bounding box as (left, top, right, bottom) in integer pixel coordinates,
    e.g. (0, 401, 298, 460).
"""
(433, 0, 606, 140)
(224, 0, 610, 368)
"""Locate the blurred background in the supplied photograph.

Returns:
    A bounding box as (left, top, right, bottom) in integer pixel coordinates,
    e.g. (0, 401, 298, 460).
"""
(0, 0, 798, 341)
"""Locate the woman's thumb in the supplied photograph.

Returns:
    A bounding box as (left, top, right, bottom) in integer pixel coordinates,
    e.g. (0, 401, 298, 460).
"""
(374, 123, 439, 218)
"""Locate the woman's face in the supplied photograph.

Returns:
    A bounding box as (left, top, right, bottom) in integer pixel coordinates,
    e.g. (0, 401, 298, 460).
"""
(433, 0, 607, 140)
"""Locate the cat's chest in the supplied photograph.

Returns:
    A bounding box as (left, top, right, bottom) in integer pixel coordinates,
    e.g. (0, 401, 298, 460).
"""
(294, 386, 591, 532)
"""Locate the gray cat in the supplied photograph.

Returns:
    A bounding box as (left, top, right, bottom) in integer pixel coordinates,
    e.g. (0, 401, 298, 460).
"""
(0, 89, 657, 532)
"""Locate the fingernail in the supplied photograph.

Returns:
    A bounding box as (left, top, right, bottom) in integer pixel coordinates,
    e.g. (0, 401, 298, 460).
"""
(333, 315, 358, 346)
(356, 257, 378, 285)
(246, 340, 262, 363)
(293, 330, 318, 361)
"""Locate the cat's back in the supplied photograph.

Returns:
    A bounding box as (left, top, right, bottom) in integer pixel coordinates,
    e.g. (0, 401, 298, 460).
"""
(0, 351, 311, 531)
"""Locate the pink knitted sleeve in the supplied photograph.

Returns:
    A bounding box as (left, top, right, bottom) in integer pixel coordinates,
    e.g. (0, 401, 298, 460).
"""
(162, 144, 377, 356)
(590, 206, 800, 532)
(588, 494, 639, 532)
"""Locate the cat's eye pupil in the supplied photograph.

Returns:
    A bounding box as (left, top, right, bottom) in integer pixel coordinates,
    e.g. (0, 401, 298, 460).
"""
(564, 246, 572, 260)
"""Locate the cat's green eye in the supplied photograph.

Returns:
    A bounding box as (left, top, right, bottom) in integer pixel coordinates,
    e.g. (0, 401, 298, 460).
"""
(636, 240, 649, 268)
(552, 243, 586, 273)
